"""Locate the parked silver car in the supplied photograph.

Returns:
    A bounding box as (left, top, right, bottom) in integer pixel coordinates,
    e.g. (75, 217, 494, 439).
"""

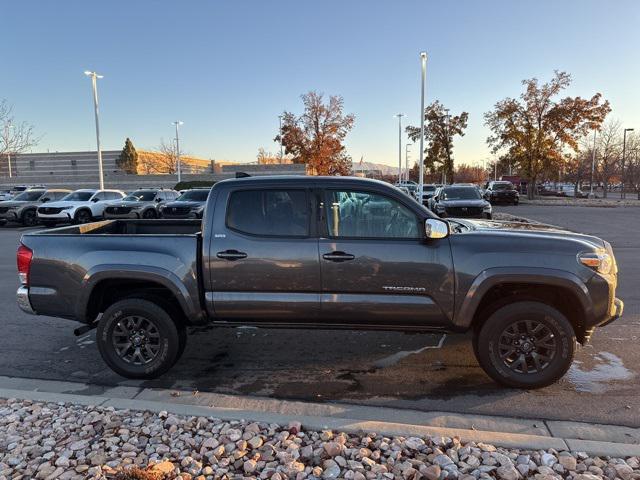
(0, 189, 71, 226)
(103, 189, 181, 219)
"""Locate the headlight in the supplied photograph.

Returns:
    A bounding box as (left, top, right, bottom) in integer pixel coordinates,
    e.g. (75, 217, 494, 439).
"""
(483, 204, 492, 212)
(60, 206, 73, 210)
(130, 205, 143, 210)
(579, 252, 613, 275)
(191, 206, 204, 212)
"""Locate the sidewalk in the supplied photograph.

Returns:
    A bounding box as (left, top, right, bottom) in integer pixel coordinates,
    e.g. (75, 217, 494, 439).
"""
(1, 375, 638, 457)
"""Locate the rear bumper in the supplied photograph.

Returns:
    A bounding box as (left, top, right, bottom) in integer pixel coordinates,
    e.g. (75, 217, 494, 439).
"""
(16, 286, 36, 315)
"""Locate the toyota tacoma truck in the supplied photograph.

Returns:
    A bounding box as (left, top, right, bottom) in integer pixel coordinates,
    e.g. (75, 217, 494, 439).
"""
(16, 176, 623, 388)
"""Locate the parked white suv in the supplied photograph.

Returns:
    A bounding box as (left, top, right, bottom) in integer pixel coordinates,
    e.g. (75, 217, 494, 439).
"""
(37, 189, 126, 226)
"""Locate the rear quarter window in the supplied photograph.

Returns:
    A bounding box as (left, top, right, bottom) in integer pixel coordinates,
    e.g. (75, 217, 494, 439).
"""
(226, 189, 309, 237)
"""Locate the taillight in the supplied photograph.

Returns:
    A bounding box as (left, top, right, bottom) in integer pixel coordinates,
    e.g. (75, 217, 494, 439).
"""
(17, 244, 33, 285)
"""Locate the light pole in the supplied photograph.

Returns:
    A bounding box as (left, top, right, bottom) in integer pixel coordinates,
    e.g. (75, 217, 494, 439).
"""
(278, 115, 284, 161)
(622, 128, 634, 199)
(405, 143, 411, 182)
(173, 121, 184, 182)
(3, 122, 14, 178)
(418, 52, 427, 195)
(395, 113, 405, 182)
(442, 109, 450, 185)
(590, 128, 597, 198)
(84, 71, 105, 189)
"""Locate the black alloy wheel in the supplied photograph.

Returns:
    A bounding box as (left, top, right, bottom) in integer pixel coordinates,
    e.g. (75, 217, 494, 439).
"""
(474, 301, 576, 389)
(75, 209, 92, 224)
(22, 209, 38, 226)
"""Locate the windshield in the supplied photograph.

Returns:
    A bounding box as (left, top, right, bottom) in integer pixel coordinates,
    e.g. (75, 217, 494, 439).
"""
(62, 191, 94, 202)
(12, 191, 45, 201)
(423, 185, 436, 192)
(126, 190, 157, 201)
(441, 187, 481, 200)
(493, 182, 514, 190)
(177, 189, 210, 201)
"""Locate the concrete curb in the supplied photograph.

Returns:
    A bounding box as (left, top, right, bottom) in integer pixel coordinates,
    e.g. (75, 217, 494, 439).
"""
(1, 376, 639, 457)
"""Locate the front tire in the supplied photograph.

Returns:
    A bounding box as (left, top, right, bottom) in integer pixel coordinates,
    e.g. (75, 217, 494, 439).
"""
(475, 301, 576, 389)
(22, 209, 38, 226)
(74, 209, 93, 224)
(142, 209, 157, 219)
(97, 298, 181, 379)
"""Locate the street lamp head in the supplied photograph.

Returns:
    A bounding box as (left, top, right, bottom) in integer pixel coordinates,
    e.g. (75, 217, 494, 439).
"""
(84, 71, 103, 78)
(625, 128, 635, 132)
(420, 51, 427, 59)
(173, 121, 184, 126)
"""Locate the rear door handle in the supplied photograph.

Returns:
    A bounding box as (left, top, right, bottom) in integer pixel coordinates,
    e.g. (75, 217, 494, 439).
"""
(216, 250, 247, 261)
(322, 251, 355, 262)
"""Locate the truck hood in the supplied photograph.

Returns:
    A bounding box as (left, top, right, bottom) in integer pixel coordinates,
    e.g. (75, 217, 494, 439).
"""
(461, 219, 606, 249)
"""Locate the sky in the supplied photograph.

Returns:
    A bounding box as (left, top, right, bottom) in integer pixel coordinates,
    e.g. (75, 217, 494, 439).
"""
(1, 0, 639, 168)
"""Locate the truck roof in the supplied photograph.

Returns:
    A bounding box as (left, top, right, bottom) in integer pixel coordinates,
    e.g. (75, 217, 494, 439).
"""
(216, 175, 393, 189)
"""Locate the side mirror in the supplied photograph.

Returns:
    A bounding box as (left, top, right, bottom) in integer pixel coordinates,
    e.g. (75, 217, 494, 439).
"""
(425, 218, 449, 239)
(91, 198, 99, 203)
(155, 197, 162, 202)
(41, 198, 50, 203)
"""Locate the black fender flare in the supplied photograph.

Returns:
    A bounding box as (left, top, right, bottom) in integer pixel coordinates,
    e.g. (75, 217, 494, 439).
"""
(453, 267, 593, 329)
(76, 265, 206, 325)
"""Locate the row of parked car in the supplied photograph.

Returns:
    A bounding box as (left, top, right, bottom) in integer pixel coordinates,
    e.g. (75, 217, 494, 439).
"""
(395, 180, 520, 219)
(0, 185, 211, 227)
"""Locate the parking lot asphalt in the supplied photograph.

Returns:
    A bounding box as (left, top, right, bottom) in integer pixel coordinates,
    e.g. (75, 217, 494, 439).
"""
(0, 205, 639, 427)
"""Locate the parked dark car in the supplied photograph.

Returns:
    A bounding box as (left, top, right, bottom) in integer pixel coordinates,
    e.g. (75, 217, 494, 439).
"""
(430, 185, 492, 219)
(17, 176, 622, 389)
(484, 181, 520, 205)
(159, 188, 211, 219)
(104, 189, 180, 219)
(0, 189, 71, 226)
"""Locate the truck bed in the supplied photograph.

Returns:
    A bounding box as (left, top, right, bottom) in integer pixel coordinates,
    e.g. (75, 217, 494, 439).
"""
(20, 219, 204, 322)
(36, 219, 202, 236)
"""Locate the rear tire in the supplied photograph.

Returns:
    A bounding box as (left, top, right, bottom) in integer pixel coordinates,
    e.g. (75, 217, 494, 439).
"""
(474, 301, 576, 389)
(97, 298, 181, 379)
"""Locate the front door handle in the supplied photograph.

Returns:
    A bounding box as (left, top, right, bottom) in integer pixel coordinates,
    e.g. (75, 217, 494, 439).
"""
(216, 250, 248, 261)
(322, 251, 355, 262)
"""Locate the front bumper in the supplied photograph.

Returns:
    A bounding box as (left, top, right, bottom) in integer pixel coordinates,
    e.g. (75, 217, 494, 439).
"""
(104, 211, 141, 219)
(37, 212, 73, 223)
(0, 211, 20, 222)
(17, 286, 36, 315)
(161, 211, 202, 219)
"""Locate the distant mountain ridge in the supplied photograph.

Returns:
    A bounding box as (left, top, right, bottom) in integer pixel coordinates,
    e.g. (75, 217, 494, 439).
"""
(352, 160, 397, 175)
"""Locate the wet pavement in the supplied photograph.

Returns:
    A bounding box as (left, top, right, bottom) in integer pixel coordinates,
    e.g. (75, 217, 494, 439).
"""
(1, 205, 639, 426)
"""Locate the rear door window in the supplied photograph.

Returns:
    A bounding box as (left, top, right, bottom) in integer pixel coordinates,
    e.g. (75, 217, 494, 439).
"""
(226, 189, 309, 237)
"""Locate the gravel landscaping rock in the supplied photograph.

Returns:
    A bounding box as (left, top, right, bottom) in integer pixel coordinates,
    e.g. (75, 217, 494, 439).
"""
(1, 397, 640, 480)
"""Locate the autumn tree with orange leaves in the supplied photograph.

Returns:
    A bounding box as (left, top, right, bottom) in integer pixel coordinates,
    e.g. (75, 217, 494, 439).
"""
(276, 92, 355, 175)
(485, 71, 610, 198)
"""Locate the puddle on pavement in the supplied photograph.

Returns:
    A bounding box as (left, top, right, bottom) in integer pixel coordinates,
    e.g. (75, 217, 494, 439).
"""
(567, 351, 634, 393)
(372, 334, 447, 368)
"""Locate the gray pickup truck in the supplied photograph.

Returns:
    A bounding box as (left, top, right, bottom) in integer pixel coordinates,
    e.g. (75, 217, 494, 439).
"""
(16, 176, 622, 389)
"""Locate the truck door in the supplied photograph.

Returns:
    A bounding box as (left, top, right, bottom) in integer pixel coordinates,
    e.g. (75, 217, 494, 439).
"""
(318, 188, 454, 326)
(208, 187, 321, 320)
